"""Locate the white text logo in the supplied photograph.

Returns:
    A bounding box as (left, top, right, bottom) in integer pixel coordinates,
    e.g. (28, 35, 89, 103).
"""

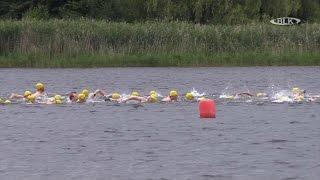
(270, 17, 301, 26)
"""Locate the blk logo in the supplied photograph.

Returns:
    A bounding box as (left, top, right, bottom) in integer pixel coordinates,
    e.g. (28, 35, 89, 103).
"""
(270, 17, 301, 26)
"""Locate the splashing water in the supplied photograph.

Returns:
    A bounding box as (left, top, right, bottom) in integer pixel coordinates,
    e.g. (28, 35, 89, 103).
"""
(190, 88, 206, 97)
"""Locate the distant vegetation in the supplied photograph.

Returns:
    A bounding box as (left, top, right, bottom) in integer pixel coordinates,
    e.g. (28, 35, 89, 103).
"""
(0, 20, 319, 67)
(1, 0, 320, 24)
(0, 1, 319, 67)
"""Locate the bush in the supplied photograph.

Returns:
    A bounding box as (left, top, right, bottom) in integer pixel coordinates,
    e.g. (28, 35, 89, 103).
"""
(24, 6, 50, 20)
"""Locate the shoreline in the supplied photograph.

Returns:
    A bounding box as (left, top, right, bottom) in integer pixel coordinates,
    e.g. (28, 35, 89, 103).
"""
(0, 52, 319, 68)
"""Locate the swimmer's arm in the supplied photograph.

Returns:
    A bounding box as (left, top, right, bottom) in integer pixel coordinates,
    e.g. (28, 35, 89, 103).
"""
(41, 98, 54, 104)
(161, 96, 171, 102)
(102, 93, 114, 101)
(237, 92, 254, 97)
(122, 96, 143, 103)
(9, 93, 24, 99)
(93, 89, 106, 96)
(32, 92, 41, 97)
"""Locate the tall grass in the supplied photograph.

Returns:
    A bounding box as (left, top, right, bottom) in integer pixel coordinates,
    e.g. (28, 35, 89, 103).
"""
(0, 19, 319, 67)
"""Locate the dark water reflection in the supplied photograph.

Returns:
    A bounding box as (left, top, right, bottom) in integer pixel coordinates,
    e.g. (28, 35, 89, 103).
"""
(0, 67, 319, 179)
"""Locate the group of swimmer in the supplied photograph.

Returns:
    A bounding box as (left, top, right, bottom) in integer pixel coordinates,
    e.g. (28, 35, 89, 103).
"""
(219, 87, 318, 103)
(0, 82, 319, 105)
(1, 82, 192, 105)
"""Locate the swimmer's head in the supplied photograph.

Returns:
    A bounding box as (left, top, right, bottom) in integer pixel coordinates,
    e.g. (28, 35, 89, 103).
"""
(149, 94, 157, 103)
(54, 95, 62, 104)
(295, 95, 305, 102)
(256, 92, 267, 97)
(131, 91, 140, 97)
(149, 90, 157, 96)
(68, 92, 78, 102)
(24, 91, 32, 98)
(35, 83, 45, 92)
(27, 95, 36, 103)
(54, 95, 62, 101)
(111, 93, 121, 100)
(55, 99, 62, 104)
(292, 87, 301, 93)
(169, 90, 178, 100)
(77, 93, 86, 103)
(185, 92, 194, 101)
(226, 95, 235, 100)
(82, 89, 89, 98)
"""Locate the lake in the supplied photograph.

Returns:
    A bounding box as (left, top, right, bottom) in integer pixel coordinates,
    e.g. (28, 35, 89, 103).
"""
(0, 67, 319, 179)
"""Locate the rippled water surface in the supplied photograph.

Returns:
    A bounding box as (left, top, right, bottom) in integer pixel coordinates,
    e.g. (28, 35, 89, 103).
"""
(0, 67, 320, 179)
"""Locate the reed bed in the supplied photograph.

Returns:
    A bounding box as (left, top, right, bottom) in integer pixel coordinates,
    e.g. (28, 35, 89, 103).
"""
(0, 19, 319, 67)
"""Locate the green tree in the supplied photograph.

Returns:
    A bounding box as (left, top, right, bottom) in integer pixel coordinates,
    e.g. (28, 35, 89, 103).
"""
(0, 0, 319, 23)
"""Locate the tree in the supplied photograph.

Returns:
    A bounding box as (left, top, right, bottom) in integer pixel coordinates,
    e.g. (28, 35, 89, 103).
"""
(0, 0, 319, 23)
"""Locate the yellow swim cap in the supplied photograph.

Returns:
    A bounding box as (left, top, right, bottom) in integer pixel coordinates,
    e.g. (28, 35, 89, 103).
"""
(292, 87, 301, 93)
(149, 90, 157, 96)
(169, 90, 178, 97)
(226, 95, 235, 100)
(27, 95, 36, 103)
(35, 83, 44, 91)
(54, 95, 62, 101)
(185, 92, 194, 100)
(112, 93, 121, 100)
(78, 93, 86, 102)
(4, 100, 11, 104)
(149, 94, 157, 103)
(256, 93, 266, 97)
(24, 90, 32, 98)
(131, 91, 140, 97)
(55, 99, 62, 104)
(82, 89, 89, 97)
(295, 95, 304, 101)
(0, 98, 4, 104)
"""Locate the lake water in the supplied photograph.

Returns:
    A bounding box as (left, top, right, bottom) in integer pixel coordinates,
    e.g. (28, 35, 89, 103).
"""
(0, 67, 319, 179)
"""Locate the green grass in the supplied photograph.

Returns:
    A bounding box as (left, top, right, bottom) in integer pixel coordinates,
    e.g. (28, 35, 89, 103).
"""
(0, 19, 319, 67)
(1, 51, 319, 68)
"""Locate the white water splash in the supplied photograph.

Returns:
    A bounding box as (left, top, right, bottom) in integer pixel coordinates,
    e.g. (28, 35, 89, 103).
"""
(190, 88, 206, 97)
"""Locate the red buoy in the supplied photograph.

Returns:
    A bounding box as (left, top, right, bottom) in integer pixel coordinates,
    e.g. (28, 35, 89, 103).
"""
(199, 99, 216, 118)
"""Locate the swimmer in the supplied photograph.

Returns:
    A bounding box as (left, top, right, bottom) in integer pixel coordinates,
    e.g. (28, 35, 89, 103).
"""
(109, 93, 122, 102)
(219, 94, 235, 100)
(77, 93, 86, 103)
(219, 91, 253, 100)
(184, 92, 205, 101)
(162, 90, 178, 102)
(9, 82, 46, 101)
(130, 91, 140, 97)
(67, 92, 87, 103)
(68, 92, 78, 103)
(67, 89, 109, 103)
(122, 91, 158, 103)
(0, 98, 11, 105)
(10, 90, 32, 100)
(235, 92, 254, 98)
(256, 92, 268, 98)
(291, 87, 306, 102)
(33, 82, 46, 98)
(45, 95, 63, 104)
(26, 95, 36, 104)
(306, 95, 320, 102)
(83, 89, 109, 102)
(185, 92, 195, 101)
